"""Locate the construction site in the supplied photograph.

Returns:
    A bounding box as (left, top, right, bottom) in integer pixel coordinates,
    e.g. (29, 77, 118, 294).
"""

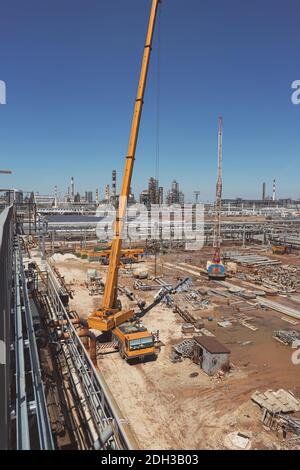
(14, 225, 298, 451)
(1, 0, 300, 454)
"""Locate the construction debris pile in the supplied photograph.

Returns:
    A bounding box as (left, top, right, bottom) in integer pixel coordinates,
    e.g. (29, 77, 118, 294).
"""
(183, 290, 211, 310)
(264, 414, 300, 438)
(256, 265, 300, 293)
(273, 330, 300, 348)
(86, 269, 104, 296)
(170, 339, 195, 362)
(252, 389, 300, 439)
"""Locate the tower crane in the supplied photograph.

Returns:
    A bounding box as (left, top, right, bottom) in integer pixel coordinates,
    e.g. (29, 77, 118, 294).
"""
(207, 116, 226, 280)
(87, 0, 161, 362)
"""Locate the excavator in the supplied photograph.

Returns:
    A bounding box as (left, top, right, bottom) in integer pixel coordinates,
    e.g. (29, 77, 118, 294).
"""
(86, 0, 163, 362)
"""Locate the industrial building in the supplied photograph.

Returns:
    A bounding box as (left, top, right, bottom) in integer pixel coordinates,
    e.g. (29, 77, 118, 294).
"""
(193, 336, 231, 376)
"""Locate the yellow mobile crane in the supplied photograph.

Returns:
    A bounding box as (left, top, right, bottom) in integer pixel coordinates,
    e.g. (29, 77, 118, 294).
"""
(87, 0, 161, 362)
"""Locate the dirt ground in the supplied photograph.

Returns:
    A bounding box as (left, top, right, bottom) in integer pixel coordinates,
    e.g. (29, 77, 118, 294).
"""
(52, 248, 300, 450)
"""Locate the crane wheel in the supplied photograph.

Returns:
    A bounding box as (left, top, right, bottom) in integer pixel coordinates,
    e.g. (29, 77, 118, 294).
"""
(119, 346, 125, 360)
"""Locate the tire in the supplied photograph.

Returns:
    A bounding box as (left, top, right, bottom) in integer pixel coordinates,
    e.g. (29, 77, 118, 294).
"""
(119, 345, 125, 360)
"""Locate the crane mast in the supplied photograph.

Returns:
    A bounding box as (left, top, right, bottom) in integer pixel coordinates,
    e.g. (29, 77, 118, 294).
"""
(213, 116, 223, 263)
(88, 0, 161, 331)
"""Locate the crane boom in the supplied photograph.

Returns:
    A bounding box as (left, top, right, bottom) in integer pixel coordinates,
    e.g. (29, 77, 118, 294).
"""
(207, 116, 226, 280)
(136, 277, 189, 319)
(213, 116, 223, 260)
(88, 0, 161, 332)
(103, 0, 160, 311)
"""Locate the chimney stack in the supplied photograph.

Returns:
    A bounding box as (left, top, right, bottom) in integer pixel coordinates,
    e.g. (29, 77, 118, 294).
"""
(105, 185, 110, 201)
(54, 185, 58, 207)
(262, 182, 266, 201)
(272, 179, 276, 201)
(112, 170, 117, 198)
(71, 176, 75, 200)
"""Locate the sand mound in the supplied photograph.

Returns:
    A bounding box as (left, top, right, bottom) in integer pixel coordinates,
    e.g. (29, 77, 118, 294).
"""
(51, 253, 78, 262)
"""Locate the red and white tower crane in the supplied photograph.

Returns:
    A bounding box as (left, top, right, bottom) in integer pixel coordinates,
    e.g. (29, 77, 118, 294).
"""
(207, 116, 226, 280)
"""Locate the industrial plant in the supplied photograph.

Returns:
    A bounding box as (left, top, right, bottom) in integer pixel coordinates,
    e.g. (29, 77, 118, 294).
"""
(1, 0, 300, 455)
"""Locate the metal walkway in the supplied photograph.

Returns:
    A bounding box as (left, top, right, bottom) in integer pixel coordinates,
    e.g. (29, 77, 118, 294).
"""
(40, 262, 134, 450)
(13, 238, 54, 450)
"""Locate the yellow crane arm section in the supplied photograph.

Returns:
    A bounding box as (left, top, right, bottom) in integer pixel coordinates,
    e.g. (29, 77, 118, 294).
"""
(102, 0, 160, 311)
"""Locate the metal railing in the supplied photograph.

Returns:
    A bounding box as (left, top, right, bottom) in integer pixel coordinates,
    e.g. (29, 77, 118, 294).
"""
(0, 206, 13, 450)
(13, 238, 54, 450)
(45, 263, 134, 450)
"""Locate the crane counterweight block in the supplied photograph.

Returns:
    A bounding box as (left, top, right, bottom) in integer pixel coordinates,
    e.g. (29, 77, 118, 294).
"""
(88, 309, 134, 332)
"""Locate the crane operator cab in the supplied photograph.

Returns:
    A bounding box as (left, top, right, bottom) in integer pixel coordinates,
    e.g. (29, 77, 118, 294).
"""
(207, 254, 226, 281)
(113, 321, 157, 362)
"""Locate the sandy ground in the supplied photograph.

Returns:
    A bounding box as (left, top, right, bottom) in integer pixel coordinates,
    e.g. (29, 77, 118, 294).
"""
(52, 249, 300, 450)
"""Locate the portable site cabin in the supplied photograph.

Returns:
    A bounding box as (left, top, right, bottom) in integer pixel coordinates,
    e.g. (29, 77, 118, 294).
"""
(193, 336, 231, 376)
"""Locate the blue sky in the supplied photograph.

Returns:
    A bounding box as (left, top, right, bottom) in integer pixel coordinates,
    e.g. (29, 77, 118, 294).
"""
(0, 0, 299, 202)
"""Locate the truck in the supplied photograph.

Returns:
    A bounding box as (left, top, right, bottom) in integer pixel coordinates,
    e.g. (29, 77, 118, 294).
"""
(113, 322, 156, 362)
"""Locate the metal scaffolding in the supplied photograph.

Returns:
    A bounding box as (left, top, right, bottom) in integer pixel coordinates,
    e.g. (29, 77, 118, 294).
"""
(0, 206, 14, 450)
(45, 264, 134, 450)
(13, 238, 54, 450)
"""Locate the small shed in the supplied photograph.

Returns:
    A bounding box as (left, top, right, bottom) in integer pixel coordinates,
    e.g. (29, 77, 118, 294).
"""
(193, 336, 231, 376)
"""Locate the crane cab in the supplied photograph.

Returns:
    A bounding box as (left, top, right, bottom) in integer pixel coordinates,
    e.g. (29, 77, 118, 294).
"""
(207, 260, 226, 280)
(113, 322, 156, 362)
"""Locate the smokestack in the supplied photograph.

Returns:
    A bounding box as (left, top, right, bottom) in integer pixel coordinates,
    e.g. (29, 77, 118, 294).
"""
(71, 176, 74, 199)
(105, 185, 110, 201)
(262, 182, 266, 201)
(159, 187, 164, 205)
(54, 185, 58, 207)
(272, 179, 276, 201)
(112, 170, 117, 198)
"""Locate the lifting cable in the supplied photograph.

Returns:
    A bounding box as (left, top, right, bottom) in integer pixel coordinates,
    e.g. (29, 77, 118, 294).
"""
(154, 3, 162, 269)
(155, 3, 162, 182)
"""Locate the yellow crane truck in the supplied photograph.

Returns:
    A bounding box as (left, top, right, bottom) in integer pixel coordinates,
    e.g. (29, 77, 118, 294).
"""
(86, 0, 161, 363)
